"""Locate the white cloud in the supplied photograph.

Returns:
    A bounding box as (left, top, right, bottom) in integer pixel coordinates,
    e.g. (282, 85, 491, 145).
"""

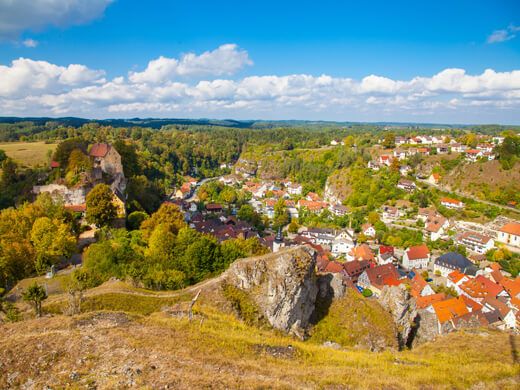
(487, 24, 520, 43)
(22, 38, 38, 47)
(128, 44, 253, 83)
(0, 58, 105, 97)
(0, 0, 114, 39)
(1, 45, 520, 123)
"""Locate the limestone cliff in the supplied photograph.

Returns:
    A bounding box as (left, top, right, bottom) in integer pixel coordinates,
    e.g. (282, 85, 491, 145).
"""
(379, 285, 419, 347)
(223, 245, 318, 338)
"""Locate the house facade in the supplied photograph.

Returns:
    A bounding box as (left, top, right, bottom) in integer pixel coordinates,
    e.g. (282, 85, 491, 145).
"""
(497, 222, 520, 248)
(402, 245, 431, 269)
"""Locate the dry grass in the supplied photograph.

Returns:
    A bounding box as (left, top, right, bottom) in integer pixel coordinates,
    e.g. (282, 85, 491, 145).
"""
(0, 141, 57, 168)
(1, 305, 519, 389)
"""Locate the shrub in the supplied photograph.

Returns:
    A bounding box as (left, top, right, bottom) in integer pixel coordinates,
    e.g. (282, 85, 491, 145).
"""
(221, 283, 259, 325)
(362, 288, 373, 297)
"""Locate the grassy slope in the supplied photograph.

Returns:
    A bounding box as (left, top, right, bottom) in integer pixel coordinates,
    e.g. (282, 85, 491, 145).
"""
(309, 290, 399, 351)
(1, 304, 519, 389)
(2, 281, 519, 389)
(0, 141, 57, 168)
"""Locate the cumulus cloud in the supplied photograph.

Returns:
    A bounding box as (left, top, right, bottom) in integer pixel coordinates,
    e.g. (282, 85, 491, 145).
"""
(22, 38, 38, 48)
(487, 24, 520, 43)
(128, 44, 253, 83)
(1, 46, 520, 122)
(0, 58, 105, 98)
(0, 0, 114, 40)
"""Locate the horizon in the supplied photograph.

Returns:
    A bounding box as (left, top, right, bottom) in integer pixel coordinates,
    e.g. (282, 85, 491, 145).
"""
(0, 1, 519, 123)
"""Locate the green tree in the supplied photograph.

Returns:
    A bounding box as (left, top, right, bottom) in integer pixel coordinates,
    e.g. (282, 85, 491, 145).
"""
(53, 138, 87, 168)
(0, 149, 6, 163)
(86, 184, 117, 227)
(127, 211, 148, 230)
(113, 140, 141, 177)
(382, 133, 395, 148)
(22, 282, 47, 317)
(30, 217, 76, 262)
(67, 149, 92, 173)
(1, 158, 17, 185)
(140, 203, 186, 239)
(368, 211, 380, 225)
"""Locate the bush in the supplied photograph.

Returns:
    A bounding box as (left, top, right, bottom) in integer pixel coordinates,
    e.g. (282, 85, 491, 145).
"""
(221, 283, 259, 325)
(362, 288, 373, 297)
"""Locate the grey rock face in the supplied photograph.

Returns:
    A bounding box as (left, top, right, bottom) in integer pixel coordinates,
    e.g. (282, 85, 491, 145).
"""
(412, 309, 440, 346)
(379, 284, 419, 347)
(317, 273, 347, 300)
(224, 245, 318, 338)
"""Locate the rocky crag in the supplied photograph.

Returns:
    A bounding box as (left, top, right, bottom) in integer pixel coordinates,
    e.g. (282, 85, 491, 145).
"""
(223, 245, 318, 338)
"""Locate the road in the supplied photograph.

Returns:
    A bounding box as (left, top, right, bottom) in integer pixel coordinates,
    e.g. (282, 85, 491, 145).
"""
(168, 176, 221, 203)
(416, 178, 520, 214)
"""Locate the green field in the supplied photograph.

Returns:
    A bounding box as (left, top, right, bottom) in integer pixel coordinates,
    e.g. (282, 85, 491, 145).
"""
(0, 141, 57, 168)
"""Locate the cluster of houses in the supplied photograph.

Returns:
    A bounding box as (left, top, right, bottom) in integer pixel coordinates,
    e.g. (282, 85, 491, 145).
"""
(313, 236, 520, 333)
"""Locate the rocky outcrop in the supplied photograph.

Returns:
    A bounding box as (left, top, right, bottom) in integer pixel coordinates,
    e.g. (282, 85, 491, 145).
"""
(378, 284, 419, 347)
(223, 245, 318, 338)
(412, 309, 440, 346)
(323, 171, 350, 205)
(317, 273, 347, 300)
(33, 184, 91, 205)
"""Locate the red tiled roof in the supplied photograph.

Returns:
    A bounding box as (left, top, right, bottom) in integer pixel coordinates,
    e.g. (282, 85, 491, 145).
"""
(64, 204, 86, 212)
(89, 143, 109, 157)
(350, 244, 375, 262)
(432, 297, 469, 324)
(499, 222, 520, 236)
(324, 261, 344, 274)
(415, 293, 446, 309)
(460, 294, 483, 312)
(405, 245, 430, 260)
(50, 160, 60, 168)
(441, 197, 462, 205)
(447, 270, 466, 284)
(475, 275, 504, 297)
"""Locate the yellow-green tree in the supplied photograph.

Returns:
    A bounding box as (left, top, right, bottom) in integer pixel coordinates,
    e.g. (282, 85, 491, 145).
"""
(86, 184, 117, 227)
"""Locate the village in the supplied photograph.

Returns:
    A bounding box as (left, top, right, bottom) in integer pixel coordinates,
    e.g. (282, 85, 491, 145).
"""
(25, 132, 520, 340)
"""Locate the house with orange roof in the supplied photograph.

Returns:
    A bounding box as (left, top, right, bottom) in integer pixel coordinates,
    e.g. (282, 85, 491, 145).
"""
(324, 261, 344, 274)
(460, 294, 483, 312)
(402, 245, 430, 270)
(407, 269, 435, 297)
(425, 215, 448, 241)
(459, 277, 488, 303)
(432, 296, 469, 333)
(497, 222, 520, 248)
(441, 197, 465, 209)
(501, 277, 520, 300)
(347, 244, 376, 262)
(446, 270, 470, 295)
(358, 263, 401, 296)
(415, 293, 446, 312)
(429, 172, 441, 184)
(361, 223, 376, 237)
(475, 275, 506, 298)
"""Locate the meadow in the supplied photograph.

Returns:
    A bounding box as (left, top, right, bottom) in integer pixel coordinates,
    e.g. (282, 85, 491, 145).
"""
(0, 141, 57, 168)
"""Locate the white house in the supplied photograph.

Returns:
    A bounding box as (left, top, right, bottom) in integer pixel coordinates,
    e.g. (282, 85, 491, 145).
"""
(393, 149, 407, 160)
(331, 236, 355, 255)
(456, 231, 495, 254)
(362, 223, 376, 237)
(497, 222, 520, 248)
(381, 205, 399, 222)
(287, 183, 302, 195)
(425, 215, 449, 241)
(441, 198, 465, 209)
(402, 245, 431, 269)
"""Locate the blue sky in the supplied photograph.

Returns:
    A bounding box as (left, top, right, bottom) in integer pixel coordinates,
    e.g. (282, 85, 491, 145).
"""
(1, 0, 520, 123)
